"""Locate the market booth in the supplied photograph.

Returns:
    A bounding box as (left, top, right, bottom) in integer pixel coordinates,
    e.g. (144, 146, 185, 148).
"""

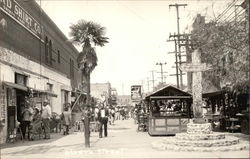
(145, 85, 192, 135)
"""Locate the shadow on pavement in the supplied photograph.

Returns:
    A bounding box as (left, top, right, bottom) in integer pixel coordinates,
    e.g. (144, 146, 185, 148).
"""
(0, 132, 65, 149)
(2, 142, 87, 156)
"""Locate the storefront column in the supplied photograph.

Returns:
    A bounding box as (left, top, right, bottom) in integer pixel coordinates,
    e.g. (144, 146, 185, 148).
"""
(0, 84, 7, 144)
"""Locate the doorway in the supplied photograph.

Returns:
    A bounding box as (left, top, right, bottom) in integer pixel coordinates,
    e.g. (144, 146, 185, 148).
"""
(16, 89, 26, 123)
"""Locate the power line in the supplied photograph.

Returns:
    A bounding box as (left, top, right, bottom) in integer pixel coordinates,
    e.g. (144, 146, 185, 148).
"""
(219, 7, 245, 24)
(169, 3, 187, 90)
(156, 62, 167, 84)
(215, 0, 239, 22)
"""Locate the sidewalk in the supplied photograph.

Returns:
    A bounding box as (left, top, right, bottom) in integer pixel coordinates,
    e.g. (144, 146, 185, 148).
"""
(1, 130, 101, 159)
(1, 119, 249, 159)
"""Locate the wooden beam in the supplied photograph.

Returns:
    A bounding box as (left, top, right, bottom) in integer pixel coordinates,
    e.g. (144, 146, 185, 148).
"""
(150, 96, 192, 99)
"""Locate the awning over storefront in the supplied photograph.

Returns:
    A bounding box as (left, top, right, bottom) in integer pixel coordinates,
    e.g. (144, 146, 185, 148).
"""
(61, 85, 72, 92)
(32, 88, 58, 97)
(3, 81, 28, 91)
(71, 88, 87, 96)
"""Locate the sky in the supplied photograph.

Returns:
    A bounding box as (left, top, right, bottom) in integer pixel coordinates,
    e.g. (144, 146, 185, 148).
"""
(38, 0, 235, 95)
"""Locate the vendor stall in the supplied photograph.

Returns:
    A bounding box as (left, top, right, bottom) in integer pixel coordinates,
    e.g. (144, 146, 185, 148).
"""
(145, 85, 192, 135)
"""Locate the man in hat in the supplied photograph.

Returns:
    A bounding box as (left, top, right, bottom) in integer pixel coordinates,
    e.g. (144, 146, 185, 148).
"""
(41, 99, 52, 139)
(21, 100, 33, 140)
(98, 103, 109, 138)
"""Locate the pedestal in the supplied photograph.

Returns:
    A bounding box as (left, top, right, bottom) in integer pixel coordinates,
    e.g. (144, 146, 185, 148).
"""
(187, 123, 212, 134)
(152, 122, 249, 152)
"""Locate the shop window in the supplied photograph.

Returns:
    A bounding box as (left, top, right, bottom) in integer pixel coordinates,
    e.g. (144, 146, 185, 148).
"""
(64, 91, 69, 104)
(70, 58, 74, 79)
(15, 73, 27, 86)
(49, 40, 52, 65)
(45, 36, 49, 64)
(46, 83, 53, 91)
(57, 50, 61, 64)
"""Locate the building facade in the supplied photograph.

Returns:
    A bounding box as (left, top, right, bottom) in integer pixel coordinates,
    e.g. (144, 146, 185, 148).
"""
(111, 88, 118, 106)
(0, 0, 82, 143)
(90, 83, 111, 106)
(117, 95, 132, 106)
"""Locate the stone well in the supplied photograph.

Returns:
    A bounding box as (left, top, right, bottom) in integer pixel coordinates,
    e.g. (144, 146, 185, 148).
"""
(152, 122, 249, 152)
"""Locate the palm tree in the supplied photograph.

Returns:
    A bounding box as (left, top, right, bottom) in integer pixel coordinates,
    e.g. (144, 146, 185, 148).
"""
(69, 20, 109, 147)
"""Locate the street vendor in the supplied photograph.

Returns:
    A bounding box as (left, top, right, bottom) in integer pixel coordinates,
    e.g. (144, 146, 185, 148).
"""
(41, 99, 52, 139)
(30, 107, 42, 140)
(151, 100, 160, 116)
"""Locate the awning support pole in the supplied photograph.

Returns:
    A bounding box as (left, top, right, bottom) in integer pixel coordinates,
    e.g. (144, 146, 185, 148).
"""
(71, 94, 82, 111)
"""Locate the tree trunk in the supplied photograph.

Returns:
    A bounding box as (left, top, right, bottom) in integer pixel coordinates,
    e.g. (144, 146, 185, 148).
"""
(84, 72, 90, 147)
(86, 73, 91, 106)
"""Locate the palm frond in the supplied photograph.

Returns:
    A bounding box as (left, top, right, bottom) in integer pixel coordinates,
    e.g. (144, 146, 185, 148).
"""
(69, 19, 109, 48)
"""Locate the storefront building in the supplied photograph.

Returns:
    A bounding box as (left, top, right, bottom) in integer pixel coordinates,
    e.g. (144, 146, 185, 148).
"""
(0, 0, 82, 143)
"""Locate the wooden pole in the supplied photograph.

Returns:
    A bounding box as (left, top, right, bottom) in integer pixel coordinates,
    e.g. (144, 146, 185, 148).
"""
(84, 72, 90, 147)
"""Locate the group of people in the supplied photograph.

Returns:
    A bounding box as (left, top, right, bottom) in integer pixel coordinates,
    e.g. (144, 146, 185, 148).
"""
(114, 106, 130, 120)
(20, 99, 52, 140)
(20, 98, 73, 141)
(92, 104, 113, 138)
(89, 104, 131, 138)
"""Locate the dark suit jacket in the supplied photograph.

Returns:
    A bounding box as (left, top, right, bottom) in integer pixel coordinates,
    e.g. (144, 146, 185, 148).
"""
(97, 108, 109, 121)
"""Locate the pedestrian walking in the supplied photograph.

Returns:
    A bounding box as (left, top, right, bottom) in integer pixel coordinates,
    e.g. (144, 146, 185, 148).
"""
(61, 104, 72, 135)
(98, 104, 109, 138)
(120, 107, 125, 120)
(41, 99, 52, 139)
(115, 107, 120, 120)
(110, 107, 115, 125)
(20, 100, 32, 140)
(94, 106, 99, 121)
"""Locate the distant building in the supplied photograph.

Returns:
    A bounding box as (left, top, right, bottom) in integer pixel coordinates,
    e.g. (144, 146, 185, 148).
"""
(111, 88, 118, 106)
(0, 0, 83, 143)
(91, 83, 111, 105)
(117, 95, 132, 106)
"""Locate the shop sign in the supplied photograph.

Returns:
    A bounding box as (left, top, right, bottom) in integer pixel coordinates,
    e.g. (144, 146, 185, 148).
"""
(0, 85, 6, 120)
(179, 63, 212, 72)
(0, 0, 42, 39)
(131, 85, 142, 101)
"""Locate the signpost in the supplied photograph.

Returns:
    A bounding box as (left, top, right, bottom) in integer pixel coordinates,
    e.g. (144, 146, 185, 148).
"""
(180, 49, 212, 119)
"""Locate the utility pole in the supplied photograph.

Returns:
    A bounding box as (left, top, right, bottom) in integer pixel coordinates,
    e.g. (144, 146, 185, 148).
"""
(174, 39, 179, 88)
(149, 70, 156, 91)
(146, 77, 150, 92)
(141, 80, 144, 94)
(122, 83, 124, 95)
(169, 3, 187, 90)
(156, 62, 167, 84)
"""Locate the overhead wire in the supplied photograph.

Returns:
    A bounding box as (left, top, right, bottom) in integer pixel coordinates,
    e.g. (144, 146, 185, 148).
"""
(215, 0, 239, 23)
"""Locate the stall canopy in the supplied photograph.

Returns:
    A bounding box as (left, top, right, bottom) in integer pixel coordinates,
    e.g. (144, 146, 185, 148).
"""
(145, 85, 192, 100)
(202, 81, 222, 98)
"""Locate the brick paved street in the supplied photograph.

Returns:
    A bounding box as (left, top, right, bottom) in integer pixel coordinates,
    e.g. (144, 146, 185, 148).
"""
(1, 119, 249, 159)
